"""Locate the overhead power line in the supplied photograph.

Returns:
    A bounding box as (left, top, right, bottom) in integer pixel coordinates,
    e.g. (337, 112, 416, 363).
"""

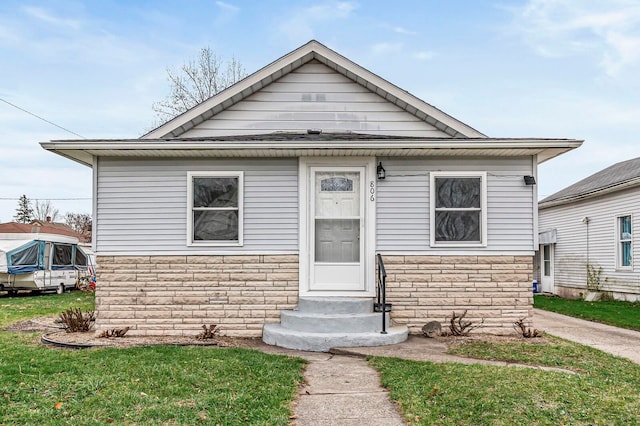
(0, 97, 86, 139)
(0, 197, 91, 201)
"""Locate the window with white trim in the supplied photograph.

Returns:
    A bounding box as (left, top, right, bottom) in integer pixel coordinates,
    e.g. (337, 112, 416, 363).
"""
(187, 172, 243, 246)
(617, 215, 632, 268)
(430, 172, 487, 246)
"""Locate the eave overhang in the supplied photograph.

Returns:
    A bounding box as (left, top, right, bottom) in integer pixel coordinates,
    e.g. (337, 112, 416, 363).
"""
(539, 176, 640, 209)
(41, 137, 583, 168)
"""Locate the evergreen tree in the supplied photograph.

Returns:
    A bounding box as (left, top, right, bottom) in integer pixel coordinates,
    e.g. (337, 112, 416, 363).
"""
(14, 194, 34, 223)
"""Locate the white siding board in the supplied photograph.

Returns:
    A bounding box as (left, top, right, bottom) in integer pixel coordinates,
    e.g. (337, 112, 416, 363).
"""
(539, 186, 640, 296)
(96, 157, 298, 253)
(180, 62, 450, 138)
(376, 157, 536, 253)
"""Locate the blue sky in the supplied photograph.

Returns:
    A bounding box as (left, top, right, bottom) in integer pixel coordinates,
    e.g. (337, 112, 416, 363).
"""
(1, 0, 639, 222)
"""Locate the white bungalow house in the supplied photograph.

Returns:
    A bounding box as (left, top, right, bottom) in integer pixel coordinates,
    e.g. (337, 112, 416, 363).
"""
(42, 40, 581, 350)
(537, 157, 640, 301)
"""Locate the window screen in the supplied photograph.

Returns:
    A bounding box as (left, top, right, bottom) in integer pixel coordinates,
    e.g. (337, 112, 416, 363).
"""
(52, 244, 73, 267)
(434, 176, 482, 243)
(190, 173, 242, 244)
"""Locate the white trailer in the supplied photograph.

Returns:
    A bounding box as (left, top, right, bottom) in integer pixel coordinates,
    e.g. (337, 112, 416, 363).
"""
(0, 233, 90, 295)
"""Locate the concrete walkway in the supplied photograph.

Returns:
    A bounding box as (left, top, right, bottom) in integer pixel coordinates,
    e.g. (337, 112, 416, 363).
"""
(252, 309, 640, 425)
(292, 354, 405, 426)
(532, 308, 640, 364)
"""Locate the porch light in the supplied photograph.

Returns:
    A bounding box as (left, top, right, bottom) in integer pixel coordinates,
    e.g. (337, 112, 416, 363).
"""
(523, 175, 536, 185)
(377, 162, 386, 180)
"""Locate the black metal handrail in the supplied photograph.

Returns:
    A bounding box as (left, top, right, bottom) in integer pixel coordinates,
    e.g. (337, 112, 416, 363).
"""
(375, 253, 388, 334)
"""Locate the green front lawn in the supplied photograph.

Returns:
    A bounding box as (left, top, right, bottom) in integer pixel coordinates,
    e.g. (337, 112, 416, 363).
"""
(0, 291, 95, 328)
(0, 291, 306, 425)
(534, 294, 640, 331)
(372, 336, 640, 425)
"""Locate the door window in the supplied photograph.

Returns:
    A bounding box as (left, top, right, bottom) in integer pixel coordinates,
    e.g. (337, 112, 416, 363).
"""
(314, 172, 360, 263)
(543, 245, 551, 277)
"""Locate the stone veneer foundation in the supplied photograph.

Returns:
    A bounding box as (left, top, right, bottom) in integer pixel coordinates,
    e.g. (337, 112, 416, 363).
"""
(382, 255, 534, 334)
(95, 255, 299, 337)
(95, 254, 533, 337)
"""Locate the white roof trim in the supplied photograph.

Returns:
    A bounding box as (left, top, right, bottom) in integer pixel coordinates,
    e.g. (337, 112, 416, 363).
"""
(143, 40, 486, 139)
(539, 176, 640, 209)
(41, 138, 583, 167)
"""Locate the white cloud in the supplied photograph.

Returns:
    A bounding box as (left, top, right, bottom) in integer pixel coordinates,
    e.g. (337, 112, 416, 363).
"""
(413, 50, 435, 61)
(370, 42, 403, 55)
(390, 26, 416, 35)
(215, 1, 239, 13)
(23, 6, 81, 30)
(510, 0, 640, 76)
(277, 1, 358, 43)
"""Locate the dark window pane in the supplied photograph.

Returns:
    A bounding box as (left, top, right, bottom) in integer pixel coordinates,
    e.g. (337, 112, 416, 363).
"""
(193, 177, 238, 208)
(75, 248, 87, 266)
(620, 216, 632, 239)
(53, 244, 73, 266)
(622, 242, 631, 267)
(435, 178, 480, 208)
(194, 210, 239, 241)
(10, 244, 39, 266)
(321, 177, 353, 192)
(435, 211, 480, 242)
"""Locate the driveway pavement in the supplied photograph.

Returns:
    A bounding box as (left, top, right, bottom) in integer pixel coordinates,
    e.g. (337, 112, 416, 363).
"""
(532, 308, 640, 364)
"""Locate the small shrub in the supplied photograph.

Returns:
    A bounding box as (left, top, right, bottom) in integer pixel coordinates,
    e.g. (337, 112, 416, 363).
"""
(446, 310, 484, 336)
(58, 308, 95, 333)
(513, 318, 543, 338)
(97, 327, 130, 338)
(586, 263, 607, 292)
(196, 324, 220, 340)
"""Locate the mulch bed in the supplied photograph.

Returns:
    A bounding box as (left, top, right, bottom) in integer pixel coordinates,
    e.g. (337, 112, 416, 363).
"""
(4, 317, 252, 349)
(4, 317, 549, 350)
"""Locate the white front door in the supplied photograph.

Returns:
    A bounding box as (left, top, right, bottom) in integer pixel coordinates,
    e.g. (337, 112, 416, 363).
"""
(310, 167, 365, 291)
(299, 158, 375, 296)
(540, 244, 555, 293)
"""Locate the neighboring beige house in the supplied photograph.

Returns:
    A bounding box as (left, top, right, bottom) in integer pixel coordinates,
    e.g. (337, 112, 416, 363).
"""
(537, 157, 640, 301)
(41, 40, 581, 350)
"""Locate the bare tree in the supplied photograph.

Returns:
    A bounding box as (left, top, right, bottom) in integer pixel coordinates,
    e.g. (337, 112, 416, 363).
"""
(152, 47, 246, 124)
(13, 194, 33, 223)
(33, 200, 60, 222)
(64, 212, 92, 240)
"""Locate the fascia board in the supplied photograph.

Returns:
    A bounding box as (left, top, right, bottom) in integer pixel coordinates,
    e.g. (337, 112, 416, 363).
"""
(42, 138, 582, 150)
(539, 177, 640, 209)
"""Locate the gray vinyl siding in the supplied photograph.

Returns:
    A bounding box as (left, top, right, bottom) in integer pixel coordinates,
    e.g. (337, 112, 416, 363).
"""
(376, 156, 536, 252)
(180, 61, 450, 138)
(539, 186, 640, 295)
(96, 157, 298, 253)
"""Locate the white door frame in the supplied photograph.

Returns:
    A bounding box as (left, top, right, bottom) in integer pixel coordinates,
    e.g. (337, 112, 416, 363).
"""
(540, 243, 555, 294)
(299, 157, 376, 297)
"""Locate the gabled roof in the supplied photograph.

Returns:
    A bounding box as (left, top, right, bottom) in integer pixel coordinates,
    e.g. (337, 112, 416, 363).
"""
(143, 40, 487, 139)
(0, 221, 89, 243)
(540, 156, 640, 208)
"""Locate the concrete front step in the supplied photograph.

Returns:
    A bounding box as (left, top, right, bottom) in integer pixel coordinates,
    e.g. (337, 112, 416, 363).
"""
(262, 296, 409, 352)
(262, 323, 409, 352)
(281, 310, 391, 333)
(296, 297, 373, 314)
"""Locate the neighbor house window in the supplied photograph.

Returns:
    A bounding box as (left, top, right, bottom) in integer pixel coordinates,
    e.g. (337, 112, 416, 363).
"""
(617, 215, 632, 268)
(430, 172, 487, 246)
(187, 172, 243, 246)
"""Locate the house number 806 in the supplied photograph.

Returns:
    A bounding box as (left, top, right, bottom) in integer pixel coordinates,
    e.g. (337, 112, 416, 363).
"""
(370, 181, 375, 201)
